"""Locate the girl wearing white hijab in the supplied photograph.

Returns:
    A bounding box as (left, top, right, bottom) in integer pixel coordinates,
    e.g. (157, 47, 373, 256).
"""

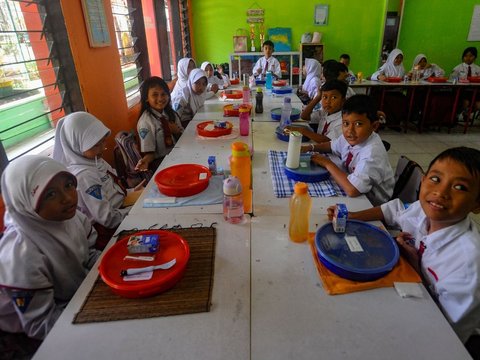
(301, 58, 322, 100)
(53, 112, 143, 248)
(170, 57, 196, 100)
(371, 48, 405, 80)
(409, 54, 445, 80)
(200, 61, 223, 99)
(0, 155, 99, 339)
(171, 69, 208, 128)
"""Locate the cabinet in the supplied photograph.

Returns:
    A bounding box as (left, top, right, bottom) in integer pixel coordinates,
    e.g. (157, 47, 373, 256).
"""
(229, 52, 300, 85)
(299, 43, 324, 85)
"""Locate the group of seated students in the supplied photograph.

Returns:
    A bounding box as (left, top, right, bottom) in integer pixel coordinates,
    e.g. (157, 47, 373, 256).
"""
(0, 41, 480, 358)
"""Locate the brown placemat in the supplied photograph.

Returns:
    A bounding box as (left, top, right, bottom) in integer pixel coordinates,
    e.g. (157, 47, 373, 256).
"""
(73, 227, 216, 324)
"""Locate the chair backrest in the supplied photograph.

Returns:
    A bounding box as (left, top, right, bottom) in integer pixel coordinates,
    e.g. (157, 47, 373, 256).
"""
(113, 130, 152, 188)
(391, 155, 424, 204)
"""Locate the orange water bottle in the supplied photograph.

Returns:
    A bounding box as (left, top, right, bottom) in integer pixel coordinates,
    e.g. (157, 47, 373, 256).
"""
(289, 182, 312, 242)
(230, 142, 252, 213)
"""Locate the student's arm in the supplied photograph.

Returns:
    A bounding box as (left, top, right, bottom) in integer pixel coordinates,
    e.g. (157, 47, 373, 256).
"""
(136, 152, 156, 171)
(371, 69, 385, 81)
(287, 127, 329, 145)
(301, 92, 322, 120)
(326, 204, 385, 222)
(252, 58, 262, 76)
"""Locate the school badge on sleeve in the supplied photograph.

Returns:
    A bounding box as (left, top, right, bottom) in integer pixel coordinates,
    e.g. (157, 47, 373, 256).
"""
(139, 128, 149, 139)
(86, 184, 103, 200)
(9, 289, 34, 313)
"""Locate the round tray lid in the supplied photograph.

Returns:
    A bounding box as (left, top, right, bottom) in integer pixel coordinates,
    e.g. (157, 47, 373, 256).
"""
(283, 154, 330, 182)
(275, 125, 311, 142)
(222, 90, 243, 99)
(223, 104, 252, 117)
(197, 121, 233, 137)
(272, 86, 293, 94)
(155, 164, 211, 197)
(271, 107, 301, 121)
(273, 80, 287, 86)
(99, 230, 190, 298)
(314, 220, 399, 281)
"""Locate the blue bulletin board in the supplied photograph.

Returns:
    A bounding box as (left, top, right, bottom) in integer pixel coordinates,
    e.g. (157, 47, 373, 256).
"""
(267, 27, 292, 51)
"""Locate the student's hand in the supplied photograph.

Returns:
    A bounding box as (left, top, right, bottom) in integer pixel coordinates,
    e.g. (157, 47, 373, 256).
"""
(327, 205, 335, 221)
(378, 74, 387, 81)
(395, 232, 420, 272)
(285, 125, 305, 135)
(169, 122, 183, 135)
(211, 83, 219, 93)
(135, 159, 149, 172)
(311, 153, 331, 168)
(133, 179, 146, 191)
(300, 145, 313, 153)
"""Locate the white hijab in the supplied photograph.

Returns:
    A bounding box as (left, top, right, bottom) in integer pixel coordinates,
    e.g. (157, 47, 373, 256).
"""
(378, 48, 405, 77)
(52, 111, 111, 176)
(173, 68, 207, 114)
(171, 57, 196, 99)
(0, 155, 95, 296)
(303, 58, 322, 98)
(412, 53, 427, 70)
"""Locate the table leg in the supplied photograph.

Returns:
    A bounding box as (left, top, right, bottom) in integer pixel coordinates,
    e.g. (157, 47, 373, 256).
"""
(406, 87, 416, 133)
(448, 87, 461, 134)
(419, 86, 432, 133)
(464, 87, 478, 134)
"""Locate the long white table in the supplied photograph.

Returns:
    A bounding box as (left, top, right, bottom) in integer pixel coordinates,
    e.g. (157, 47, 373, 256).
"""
(32, 85, 472, 360)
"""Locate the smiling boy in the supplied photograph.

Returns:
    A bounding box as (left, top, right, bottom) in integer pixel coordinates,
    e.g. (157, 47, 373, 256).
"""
(306, 94, 395, 206)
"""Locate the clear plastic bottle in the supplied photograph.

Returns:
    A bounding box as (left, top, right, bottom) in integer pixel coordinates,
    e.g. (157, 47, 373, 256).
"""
(239, 106, 250, 136)
(280, 97, 292, 128)
(255, 87, 263, 114)
(265, 71, 273, 90)
(230, 142, 252, 213)
(289, 182, 312, 243)
(223, 176, 244, 224)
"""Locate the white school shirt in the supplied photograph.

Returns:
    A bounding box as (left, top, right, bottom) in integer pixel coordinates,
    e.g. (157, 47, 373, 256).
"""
(137, 108, 182, 160)
(252, 56, 282, 79)
(314, 110, 343, 140)
(452, 62, 480, 78)
(331, 132, 395, 206)
(371, 49, 405, 80)
(381, 199, 480, 343)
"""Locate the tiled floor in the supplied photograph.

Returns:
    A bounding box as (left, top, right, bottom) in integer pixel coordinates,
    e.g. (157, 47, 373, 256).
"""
(380, 123, 480, 228)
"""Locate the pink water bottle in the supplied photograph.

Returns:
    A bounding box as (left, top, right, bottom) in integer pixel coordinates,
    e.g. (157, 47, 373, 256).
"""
(239, 106, 250, 136)
(242, 86, 250, 104)
(223, 176, 244, 223)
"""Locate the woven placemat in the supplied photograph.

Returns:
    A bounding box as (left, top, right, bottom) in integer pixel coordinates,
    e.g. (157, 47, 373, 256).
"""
(73, 227, 216, 324)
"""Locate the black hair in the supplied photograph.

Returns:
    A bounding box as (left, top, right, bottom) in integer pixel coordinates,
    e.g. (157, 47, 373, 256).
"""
(139, 76, 177, 122)
(463, 47, 478, 59)
(323, 61, 348, 82)
(342, 94, 378, 122)
(427, 147, 480, 181)
(339, 54, 350, 60)
(321, 79, 348, 98)
(263, 40, 274, 49)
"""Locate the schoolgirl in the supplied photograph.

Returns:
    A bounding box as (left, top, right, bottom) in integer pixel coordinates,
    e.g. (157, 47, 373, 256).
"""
(170, 57, 196, 100)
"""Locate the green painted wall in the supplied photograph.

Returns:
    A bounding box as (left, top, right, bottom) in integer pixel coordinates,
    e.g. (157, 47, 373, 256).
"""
(191, 0, 387, 76)
(398, 0, 480, 74)
(191, 0, 480, 79)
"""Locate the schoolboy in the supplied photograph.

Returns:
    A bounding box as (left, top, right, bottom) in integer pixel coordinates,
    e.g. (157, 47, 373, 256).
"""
(329, 147, 480, 343)
(293, 79, 347, 143)
(339, 53, 355, 78)
(306, 94, 394, 206)
(252, 40, 282, 80)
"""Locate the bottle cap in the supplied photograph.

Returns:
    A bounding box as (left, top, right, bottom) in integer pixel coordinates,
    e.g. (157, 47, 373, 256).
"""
(239, 105, 250, 113)
(231, 142, 250, 157)
(223, 176, 242, 196)
(284, 97, 291, 104)
(243, 86, 249, 91)
(294, 182, 308, 194)
(256, 87, 262, 93)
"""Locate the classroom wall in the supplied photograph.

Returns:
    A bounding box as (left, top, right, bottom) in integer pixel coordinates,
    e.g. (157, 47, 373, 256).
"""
(398, 0, 480, 74)
(59, 0, 135, 164)
(191, 0, 480, 78)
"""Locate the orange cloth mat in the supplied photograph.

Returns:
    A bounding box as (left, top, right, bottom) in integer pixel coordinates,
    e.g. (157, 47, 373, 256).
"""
(308, 233, 421, 295)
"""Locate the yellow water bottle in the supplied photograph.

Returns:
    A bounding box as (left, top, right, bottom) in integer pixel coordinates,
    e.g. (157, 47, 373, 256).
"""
(289, 182, 312, 242)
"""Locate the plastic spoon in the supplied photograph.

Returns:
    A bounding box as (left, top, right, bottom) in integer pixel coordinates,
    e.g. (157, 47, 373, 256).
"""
(120, 258, 177, 276)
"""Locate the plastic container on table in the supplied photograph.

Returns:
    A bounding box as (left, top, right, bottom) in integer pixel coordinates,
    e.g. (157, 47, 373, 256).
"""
(230, 142, 252, 213)
(239, 106, 250, 136)
(221, 90, 243, 99)
(385, 77, 402, 83)
(155, 164, 211, 197)
(223, 104, 252, 117)
(265, 71, 273, 90)
(279, 97, 292, 128)
(99, 230, 190, 298)
(289, 182, 312, 243)
(242, 86, 250, 104)
(427, 77, 448, 83)
(270, 107, 301, 121)
(255, 88, 263, 114)
(283, 154, 330, 182)
(272, 86, 293, 95)
(196, 121, 233, 137)
(223, 176, 244, 224)
(314, 220, 400, 281)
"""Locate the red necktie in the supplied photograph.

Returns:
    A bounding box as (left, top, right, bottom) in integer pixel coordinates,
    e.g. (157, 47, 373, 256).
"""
(264, 60, 269, 74)
(468, 65, 472, 78)
(418, 240, 427, 258)
(345, 151, 353, 170)
(321, 121, 330, 135)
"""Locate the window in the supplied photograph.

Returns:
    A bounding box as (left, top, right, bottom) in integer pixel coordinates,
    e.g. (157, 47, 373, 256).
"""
(0, 0, 78, 169)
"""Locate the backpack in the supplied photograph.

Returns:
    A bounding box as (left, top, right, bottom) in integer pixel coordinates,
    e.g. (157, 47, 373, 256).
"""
(113, 131, 152, 188)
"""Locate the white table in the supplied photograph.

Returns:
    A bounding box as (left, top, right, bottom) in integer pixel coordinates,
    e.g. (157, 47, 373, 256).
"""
(33, 214, 251, 360)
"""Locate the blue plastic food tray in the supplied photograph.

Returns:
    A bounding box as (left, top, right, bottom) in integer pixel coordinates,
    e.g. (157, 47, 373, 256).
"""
(272, 86, 293, 94)
(314, 220, 399, 282)
(275, 125, 311, 142)
(271, 107, 301, 121)
(255, 79, 266, 85)
(283, 155, 330, 182)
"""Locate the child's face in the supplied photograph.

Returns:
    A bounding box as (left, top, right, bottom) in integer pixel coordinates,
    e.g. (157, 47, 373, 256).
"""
(321, 89, 345, 115)
(394, 54, 403, 66)
(192, 77, 207, 94)
(263, 45, 274, 58)
(147, 84, 169, 112)
(418, 57, 427, 69)
(419, 158, 480, 231)
(204, 64, 214, 77)
(464, 52, 476, 65)
(338, 71, 349, 83)
(340, 58, 350, 67)
(187, 60, 196, 75)
(36, 173, 78, 221)
(341, 112, 378, 146)
(83, 135, 108, 159)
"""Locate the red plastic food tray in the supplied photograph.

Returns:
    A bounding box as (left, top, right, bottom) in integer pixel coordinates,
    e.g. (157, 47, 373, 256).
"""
(99, 230, 190, 298)
(468, 76, 480, 83)
(155, 164, 211, 197)
(223, 104, 252, 117)
(385, 77, 402, 83)
(230, 78, 240, 85)
(197, 121, 233, 137)
(221, 90, 243, 99)
(427, 77, 448, 83)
